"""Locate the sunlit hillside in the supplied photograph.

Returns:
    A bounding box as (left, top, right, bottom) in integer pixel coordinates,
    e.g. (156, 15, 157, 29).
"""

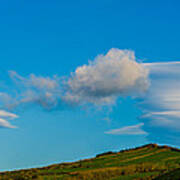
(0, 144, 180, 180)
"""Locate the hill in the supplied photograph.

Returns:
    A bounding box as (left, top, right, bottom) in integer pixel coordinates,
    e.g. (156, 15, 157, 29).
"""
(0, 144, 180, 180)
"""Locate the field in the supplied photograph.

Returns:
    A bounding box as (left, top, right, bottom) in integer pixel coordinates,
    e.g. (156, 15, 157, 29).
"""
(0, 144, 180, 180)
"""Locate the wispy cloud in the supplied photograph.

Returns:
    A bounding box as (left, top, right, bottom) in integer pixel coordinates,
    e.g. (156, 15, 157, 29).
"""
(105, 123, 147, 135)
(104, 61, 180, 143)
(0, 110, 18, 128)
(9, 71, 59, 90)
(6, 71, 62, 109)
(139, 61, 180, 144)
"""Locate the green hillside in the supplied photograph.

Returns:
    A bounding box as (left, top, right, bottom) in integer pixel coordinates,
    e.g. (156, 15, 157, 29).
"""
(0, 144, 180, 180)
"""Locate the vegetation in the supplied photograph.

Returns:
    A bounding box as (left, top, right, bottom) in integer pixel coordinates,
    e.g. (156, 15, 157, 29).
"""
(155, 168, 180, 180)
(0, 144, 180, 180)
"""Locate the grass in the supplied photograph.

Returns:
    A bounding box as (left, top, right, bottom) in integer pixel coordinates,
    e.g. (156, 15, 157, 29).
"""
(0, 144, 180, 180)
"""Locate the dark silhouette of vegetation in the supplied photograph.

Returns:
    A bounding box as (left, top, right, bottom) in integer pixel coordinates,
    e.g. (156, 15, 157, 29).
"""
(96, 151, 114, 158)
(155, 168, 180, 180)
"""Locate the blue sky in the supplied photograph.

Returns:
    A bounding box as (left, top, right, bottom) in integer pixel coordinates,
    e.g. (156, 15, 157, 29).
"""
(0, 0, 180, 170)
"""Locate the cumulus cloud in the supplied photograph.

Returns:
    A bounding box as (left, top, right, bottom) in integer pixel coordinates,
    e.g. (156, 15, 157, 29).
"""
(0, 110, 18, 128)
(64, 48, 149, 105)
(3, 48, 149, 111)
(105, 123, 147, 135)
(0, 48, 151, 129)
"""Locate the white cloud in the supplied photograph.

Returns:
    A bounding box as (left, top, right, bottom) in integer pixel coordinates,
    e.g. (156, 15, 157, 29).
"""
(0, 118, 16, 129)
(64, 48, 149, 105)
(4, 49, 149, 110)
(139, 61, 180, 144)
(0, 50, 180, 136)
(0, 92, 15, 109)
(140, 62, 180, 129)
(0, 110, 18, 119)
(142, 111, 180, 130)
(144, 61, 180, 75)
(9, 71, 59, 90)
(105, 123, 147, 135)
(143, 111, 180, 118)
(7, 72, 61, 109)
(0, 110, 18, 128)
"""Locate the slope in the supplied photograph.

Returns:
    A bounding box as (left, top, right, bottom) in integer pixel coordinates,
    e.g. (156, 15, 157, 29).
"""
(0, 144, 180, 180)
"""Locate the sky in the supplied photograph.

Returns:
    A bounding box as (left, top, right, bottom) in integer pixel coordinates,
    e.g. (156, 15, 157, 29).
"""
(0, 0, 180, 170)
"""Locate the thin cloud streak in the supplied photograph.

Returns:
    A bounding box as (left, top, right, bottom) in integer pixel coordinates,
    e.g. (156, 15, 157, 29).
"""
(105, 123, 147, 135)
(143, 61, 180, 66)
(0, 110, 18, 128)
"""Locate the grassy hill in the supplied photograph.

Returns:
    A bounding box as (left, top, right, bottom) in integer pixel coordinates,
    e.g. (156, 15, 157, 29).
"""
(0, 144, 180, 180)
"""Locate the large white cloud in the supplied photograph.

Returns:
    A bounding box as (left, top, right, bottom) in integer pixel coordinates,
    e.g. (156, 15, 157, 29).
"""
(64, 48, 149, 105)
(5, 49, 149, 109)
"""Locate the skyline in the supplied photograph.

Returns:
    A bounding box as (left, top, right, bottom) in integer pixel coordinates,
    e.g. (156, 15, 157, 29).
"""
(0, 0, 180, 171)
